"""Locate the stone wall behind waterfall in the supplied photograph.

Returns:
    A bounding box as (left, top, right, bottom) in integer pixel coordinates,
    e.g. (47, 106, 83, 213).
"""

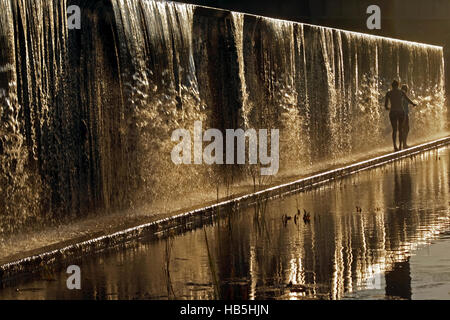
(0, 0, 447, 235)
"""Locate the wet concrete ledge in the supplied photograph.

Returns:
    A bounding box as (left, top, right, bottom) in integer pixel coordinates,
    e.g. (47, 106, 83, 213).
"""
(1, 136, 449, 282)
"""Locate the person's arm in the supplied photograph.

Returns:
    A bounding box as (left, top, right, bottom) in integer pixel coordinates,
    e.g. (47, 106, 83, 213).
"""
(402, 92, 417, 106)
(385, 92, 390, 110)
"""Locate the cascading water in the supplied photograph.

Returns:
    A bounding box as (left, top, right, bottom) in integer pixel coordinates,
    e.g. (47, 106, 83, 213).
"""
(0, 0, 447, 236)
(0, 0, 69, 234)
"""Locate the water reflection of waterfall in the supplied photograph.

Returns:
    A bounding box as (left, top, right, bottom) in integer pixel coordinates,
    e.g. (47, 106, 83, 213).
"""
(208, 148, 450, 300)
(0, 0, 447, 235)
(0, 148, 447, 300)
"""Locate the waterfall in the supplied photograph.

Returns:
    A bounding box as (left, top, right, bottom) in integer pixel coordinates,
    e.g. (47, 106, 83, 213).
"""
(0, 0, 447, 235)
(0, 0, 69, 233)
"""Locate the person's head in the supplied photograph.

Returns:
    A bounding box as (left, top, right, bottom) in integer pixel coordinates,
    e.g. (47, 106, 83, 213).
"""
(392, 80, 399, 89)
(401, 84, 408, 93)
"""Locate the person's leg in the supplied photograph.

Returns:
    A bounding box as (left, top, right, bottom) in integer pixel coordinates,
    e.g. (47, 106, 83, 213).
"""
(403, 115, 410, 148)
(398, 112, 405, 150)
(390, 112, 398, 151)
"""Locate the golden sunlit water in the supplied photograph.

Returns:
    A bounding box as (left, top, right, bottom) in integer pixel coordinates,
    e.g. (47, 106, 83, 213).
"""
(0, 146, 448, 300)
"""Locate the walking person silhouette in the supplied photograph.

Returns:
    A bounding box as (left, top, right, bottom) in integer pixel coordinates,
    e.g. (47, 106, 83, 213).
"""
(384, 80, 416, 151)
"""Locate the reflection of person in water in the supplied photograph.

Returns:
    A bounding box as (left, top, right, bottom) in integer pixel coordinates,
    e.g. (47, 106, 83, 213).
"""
(400, 85, 416, 149)
(386, 163, 413, 300)
(385, 80, 417, 151)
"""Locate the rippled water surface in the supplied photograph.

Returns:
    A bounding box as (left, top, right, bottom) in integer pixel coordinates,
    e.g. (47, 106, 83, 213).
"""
(0, 147, 449, 300)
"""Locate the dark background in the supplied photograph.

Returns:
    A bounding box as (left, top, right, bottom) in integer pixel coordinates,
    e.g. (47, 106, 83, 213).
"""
(179, 0, 450, 46)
